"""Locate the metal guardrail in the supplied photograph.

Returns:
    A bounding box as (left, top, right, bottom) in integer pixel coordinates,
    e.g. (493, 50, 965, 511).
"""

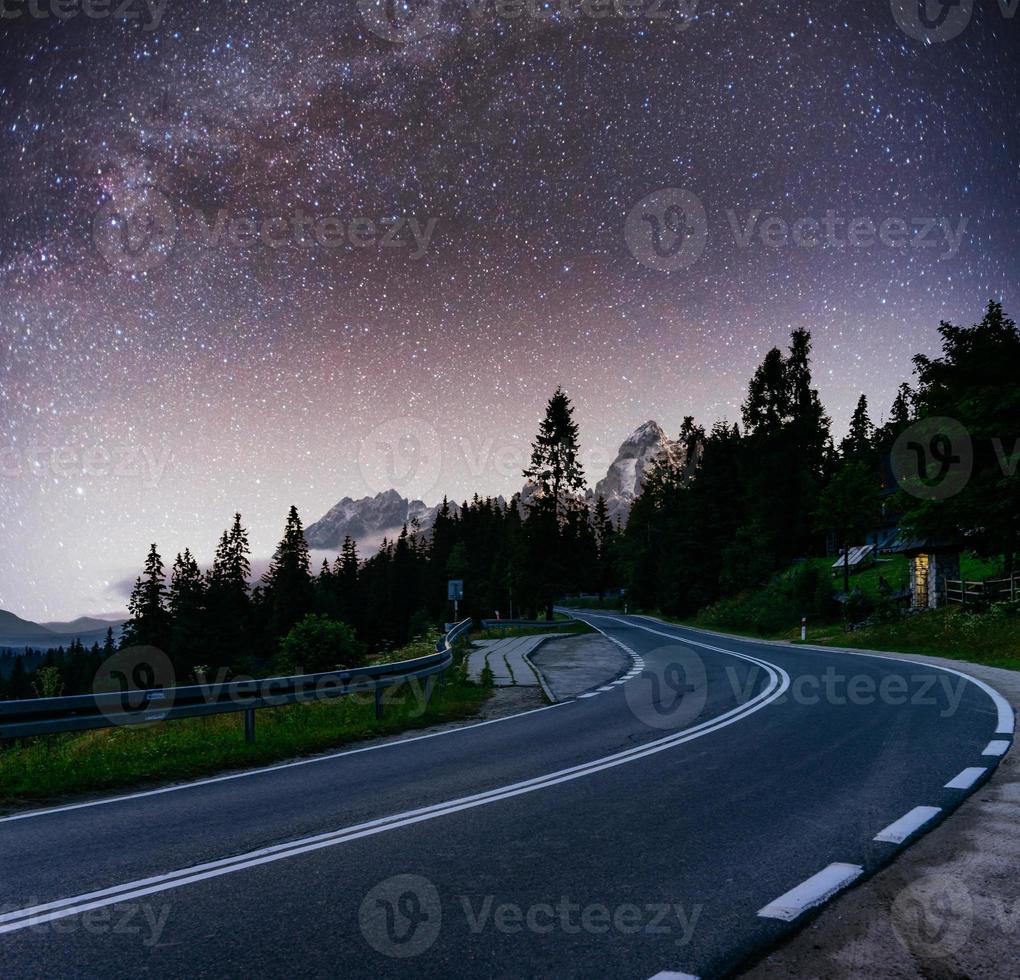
(0, 619, 473, 743)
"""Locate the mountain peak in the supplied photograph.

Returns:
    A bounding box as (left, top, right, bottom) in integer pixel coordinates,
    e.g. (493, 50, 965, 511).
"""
(594, 420, 683, 522)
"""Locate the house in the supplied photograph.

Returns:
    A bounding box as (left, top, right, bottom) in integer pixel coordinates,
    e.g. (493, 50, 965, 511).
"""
(889, 535, 962, 610)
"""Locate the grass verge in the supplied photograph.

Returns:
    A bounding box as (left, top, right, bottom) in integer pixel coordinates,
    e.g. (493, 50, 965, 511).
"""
(0, 638, 490, 808)
(473, 622, 594, 641)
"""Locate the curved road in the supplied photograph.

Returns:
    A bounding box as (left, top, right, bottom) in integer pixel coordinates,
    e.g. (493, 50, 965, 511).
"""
(0, 613, 1013, 978)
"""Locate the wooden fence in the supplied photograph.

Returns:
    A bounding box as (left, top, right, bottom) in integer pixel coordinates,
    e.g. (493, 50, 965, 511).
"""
(945, 575, 1019, 605)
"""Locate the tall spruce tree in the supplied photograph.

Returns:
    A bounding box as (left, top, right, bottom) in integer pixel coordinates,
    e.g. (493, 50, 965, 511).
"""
(262, 505, 315, 639)
(523, 387, 587, 519)
(123, 544, 170, 650)
(169, 549, 205, 676)
(841, 395, 875, 462)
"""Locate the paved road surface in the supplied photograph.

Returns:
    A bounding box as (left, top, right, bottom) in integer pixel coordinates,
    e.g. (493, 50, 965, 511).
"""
(0, 613, 1012, 979)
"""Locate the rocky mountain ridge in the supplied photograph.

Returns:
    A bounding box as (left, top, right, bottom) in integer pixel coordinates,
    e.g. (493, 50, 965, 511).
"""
(306, 420, 683, 550)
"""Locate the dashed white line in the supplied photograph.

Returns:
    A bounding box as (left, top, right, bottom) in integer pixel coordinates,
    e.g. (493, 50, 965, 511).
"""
(945, 767, 987, 790)
(647, 972, 700, 980)
(983, 739, 1010, 757)
(757, 863, 863, 921)
(874, 805, 942, 844)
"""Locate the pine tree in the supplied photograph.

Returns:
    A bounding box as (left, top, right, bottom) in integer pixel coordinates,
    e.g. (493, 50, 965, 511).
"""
(262, 505, 315, 639)
(741, 348, 790, 437)
(123, 544, 170, 650)
(787, 328, 832, 475)
(169, 549, 205, 676)
(841, 395, 874, 461)
(890, 383, 913, 427)
(523, 387, 587, 519)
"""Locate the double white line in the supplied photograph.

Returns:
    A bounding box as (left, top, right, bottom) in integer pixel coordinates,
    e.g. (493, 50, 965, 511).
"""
(0, 637, 789, 936)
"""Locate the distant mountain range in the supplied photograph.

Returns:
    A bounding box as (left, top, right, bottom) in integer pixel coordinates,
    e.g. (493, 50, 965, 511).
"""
(0, 609, 125, 651)
(5, 422, 683, 640)
(305, 419, 685, 551)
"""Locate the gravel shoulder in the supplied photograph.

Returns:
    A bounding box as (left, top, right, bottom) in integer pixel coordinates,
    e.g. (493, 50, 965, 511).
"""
(530, 633, 630, 700)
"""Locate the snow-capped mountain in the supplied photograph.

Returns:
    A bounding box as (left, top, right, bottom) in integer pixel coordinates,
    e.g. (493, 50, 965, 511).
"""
(306, 420, 684, 551)
(305, 489, 457, 550)
(592, 420, 685, 524)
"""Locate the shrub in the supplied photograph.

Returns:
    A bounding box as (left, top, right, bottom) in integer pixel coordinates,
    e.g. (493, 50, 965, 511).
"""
(275, 614, 365, 675)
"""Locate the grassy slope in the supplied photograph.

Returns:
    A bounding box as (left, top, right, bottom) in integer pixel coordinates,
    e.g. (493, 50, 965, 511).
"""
(672, 553, 1020, 672)
(0, 638, 490, 806)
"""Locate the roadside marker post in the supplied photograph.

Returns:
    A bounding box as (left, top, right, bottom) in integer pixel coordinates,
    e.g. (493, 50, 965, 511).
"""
(801, 617, 807, 642)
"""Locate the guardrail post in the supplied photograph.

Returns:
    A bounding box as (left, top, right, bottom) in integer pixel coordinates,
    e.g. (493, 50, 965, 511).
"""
(374, 686, 383, 720)
(244, 708, 255, 744)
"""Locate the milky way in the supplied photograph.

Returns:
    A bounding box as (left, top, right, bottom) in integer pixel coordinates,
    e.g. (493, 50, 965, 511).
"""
(0, 1, 1017, 618)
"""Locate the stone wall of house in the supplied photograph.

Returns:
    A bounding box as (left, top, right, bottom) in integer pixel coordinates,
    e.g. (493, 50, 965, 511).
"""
(929, 551, 961, 608)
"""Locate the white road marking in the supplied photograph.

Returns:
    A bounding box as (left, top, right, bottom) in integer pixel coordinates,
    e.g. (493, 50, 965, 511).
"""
(648, 972, 700, 980)
(983, 740, 1010, 756)
(3, 625, 643, 824)
(639, 614, 1016, 737)
(0, 645, 790, 934)
(757, 863, 863, 921)
(945, 767, 987, 790)
(0, 700, 570, 824)
(874, 805, 941, 844)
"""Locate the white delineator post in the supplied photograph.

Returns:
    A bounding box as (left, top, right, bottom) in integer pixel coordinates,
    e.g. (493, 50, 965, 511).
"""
(800, 617, 807, 641)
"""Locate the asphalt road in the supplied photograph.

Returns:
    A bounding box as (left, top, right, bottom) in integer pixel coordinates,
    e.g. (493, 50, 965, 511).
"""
(0, 613, 1012, 979)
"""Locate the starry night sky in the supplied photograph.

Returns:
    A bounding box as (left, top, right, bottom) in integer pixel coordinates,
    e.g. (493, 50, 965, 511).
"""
(0, 1, 1017, 619)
